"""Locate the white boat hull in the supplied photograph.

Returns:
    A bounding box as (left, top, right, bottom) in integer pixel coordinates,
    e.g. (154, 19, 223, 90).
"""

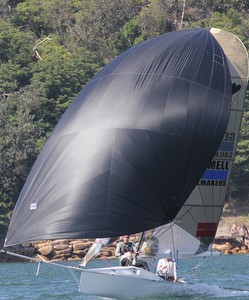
(79, 266, 179, 298)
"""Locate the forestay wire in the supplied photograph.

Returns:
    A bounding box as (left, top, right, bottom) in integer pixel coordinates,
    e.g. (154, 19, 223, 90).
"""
(1, 249, 82, 285)
(185, 256, 209, 278)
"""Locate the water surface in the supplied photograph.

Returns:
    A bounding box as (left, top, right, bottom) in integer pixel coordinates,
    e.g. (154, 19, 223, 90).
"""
(1, 254, 249, 299)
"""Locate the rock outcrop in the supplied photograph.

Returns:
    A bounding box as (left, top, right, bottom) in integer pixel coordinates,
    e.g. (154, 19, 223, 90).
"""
(1, 234, 249, 262)
(213, 237, 249, 254)
(1, 238, 119, 262)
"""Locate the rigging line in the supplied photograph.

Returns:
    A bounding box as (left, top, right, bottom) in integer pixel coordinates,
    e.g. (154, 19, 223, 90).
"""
(197, 185, 211, 220)
(192, 257, 208, 270)
(68, 268, 80, 286)
(144, 257, 157, 267)
(153, 225, 172, 239)
(1, 249, 82, 271)
(184, 257, 209, 278)
(102, 257, 113, 267)
(192, 256, 209, 276)
(174, 201, 199, 233)
(137, 231, 145, 253)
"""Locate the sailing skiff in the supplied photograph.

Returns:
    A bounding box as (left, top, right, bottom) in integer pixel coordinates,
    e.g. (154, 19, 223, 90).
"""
(2, 28, 248, 299)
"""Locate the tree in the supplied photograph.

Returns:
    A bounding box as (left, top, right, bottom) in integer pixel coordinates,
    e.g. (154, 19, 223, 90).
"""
(30, 37, 102, 126)
(0, 19, 34, 94)
(65, 0, 144, 60)
(0, 87, 44, 235)
(231, 90, 249, 200)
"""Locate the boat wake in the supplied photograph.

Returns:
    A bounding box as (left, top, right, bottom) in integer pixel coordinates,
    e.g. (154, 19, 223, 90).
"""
(117, 282, 249, 299)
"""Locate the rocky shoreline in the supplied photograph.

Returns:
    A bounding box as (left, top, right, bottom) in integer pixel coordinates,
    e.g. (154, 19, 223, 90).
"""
(1, 234, 249, 263)
(213, 236, 249, 254)
(0, 238, 118, 262)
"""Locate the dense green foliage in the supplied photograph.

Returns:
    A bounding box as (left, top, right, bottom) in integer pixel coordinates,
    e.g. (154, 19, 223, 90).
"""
(0, 0, 248, 237)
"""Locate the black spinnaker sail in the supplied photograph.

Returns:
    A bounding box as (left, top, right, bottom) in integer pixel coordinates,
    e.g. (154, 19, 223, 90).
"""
(5, 28, 232, 246)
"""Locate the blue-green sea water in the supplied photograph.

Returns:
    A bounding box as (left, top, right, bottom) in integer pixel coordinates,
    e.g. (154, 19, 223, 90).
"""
(1, 254, 249, 299)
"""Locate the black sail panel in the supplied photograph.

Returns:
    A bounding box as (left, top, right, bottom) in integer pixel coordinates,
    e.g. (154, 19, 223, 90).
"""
(5, 29, 232, 246)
